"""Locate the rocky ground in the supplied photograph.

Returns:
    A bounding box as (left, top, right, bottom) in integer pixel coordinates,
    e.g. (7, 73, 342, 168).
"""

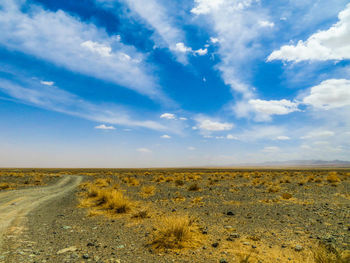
(0, 168, 349, 263)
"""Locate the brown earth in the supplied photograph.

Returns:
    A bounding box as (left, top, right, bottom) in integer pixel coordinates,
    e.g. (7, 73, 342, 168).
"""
(0, 168, 349, 263)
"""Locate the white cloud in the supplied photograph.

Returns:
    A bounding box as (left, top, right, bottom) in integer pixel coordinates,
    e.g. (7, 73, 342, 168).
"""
(95, 124, 116, 130)
(0, 0, 162, 99)
(179, 117, 188, 121)
(276, 136, 290, 140)
(262, 146, 280, 153)
(302, 79, 350, 109)
(196, 118, 233, 132)
(40, 81, 54, 86)
(268, 4, 350, 62)
(210, 37, 220, 44)
(81, 40, 112, 57)
(160, 113, 176, 120)
(300, 144, 311, 150)
(174, 42, 192, 53)
(0, 77, 166, 131)
(229, 125, 286, 142)
(301, 130, 335, 139)
(248, 99, 299, 116)
(161, 134, 171, 139)
(192, 0, 272, 102)
(137, 148, 152, 153)
(258, 20, 274, 28)
(100, 0, 189, 64)
(187, 146, 196, 151)
(226, 134, 238, 140)
(194, 48, 208, 56)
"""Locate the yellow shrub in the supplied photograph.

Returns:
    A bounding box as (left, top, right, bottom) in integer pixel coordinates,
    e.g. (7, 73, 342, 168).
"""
(150, 215, 202, 249)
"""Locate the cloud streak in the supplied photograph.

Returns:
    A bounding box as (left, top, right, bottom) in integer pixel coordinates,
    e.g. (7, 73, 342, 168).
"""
(0, 0, 164, 100)
(0, 77, 166, 131)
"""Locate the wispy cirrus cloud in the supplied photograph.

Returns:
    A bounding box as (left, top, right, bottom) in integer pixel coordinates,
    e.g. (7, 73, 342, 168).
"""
(0, 77, 166, 131)
(0, 0, 164, 100)
(95, 124, 116, 130)
(191, 0, 272, 100)
(96, 0, 194, 64)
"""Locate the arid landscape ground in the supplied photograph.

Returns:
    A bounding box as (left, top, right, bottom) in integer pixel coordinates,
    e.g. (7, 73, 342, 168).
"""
(0, 168, 349, 263)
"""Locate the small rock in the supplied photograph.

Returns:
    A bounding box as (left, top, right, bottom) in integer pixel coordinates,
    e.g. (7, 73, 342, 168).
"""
(294, 245, 303, 252)
(212, 242, 219, 248)
(252, 245, 257, 249)
(57, 246, 77, 255)
(87, 242, 95, 247)
(62, 226, 71, 230)
(243, 242, 250, 246)
(227, 233, 240, 241)
(82, 254, 89, 259)
(226, 211, 235, 216)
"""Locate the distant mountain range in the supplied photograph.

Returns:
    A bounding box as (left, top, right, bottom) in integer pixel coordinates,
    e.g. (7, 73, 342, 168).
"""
(236, 160, 350, 167)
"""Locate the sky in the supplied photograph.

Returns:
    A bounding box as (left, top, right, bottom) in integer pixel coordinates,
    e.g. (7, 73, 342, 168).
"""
(1, 0, 350, 167)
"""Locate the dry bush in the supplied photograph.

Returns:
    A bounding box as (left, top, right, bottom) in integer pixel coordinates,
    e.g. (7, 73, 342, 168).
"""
(175, 179, 184, 186)
(140, 185, 156, 197)
(165, 177, 174, 182)
(95, 178, 112, 187)
(281, 193, 293, 200)
(0, 183, 10, 190)
(326, 172, 341, 183)
(104, 190, 132, 213)
(267, 185, 280, 193)
(132, 209, 150, 219)
(313, 243, 350, 263)
(188, 183, 200, 191)
(191, 197, 204, 205)
(150, 215, 202, 249)
(122, 176, 140, 186)
(87, 184, 100, 198)
(154, 175, 166, 183)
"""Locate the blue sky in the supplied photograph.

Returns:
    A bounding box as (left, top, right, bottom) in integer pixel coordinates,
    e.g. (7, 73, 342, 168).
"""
(1, 0, 350, 167)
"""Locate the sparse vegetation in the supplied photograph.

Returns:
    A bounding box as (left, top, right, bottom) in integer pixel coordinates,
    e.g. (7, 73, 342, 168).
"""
(1, 168, 350, 262)
(150, 215, 202, 250)
(313, 243, 350, 263)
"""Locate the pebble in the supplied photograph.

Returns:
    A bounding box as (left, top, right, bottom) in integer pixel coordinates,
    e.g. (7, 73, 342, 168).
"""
(212, 243, 219, 248)
(227, 233, 240, 241)
(294, 245, 303, 252)
(82, 254, 89, 259)
(57, 246, 77, 255)
(243, 242, 250, 246)
(226, 211, 235, 216)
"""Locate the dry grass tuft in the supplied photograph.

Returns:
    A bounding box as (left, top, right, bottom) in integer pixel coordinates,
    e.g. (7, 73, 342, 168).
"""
(95, 178, 112, 187)
(103, 190, 132, 213)
(188, 183, 200, 191)
(79, 181, 134, 215)
(313, 243, 350, 263)
(132, 209, 150, 219)
(0, 182, 10, 190)
(267, 185, 280, 193)
(175, 179, 184, 186)
(150, 215, 202, 250)
(140, 185, 156, 198)
(326, 172, 341, 183)
(281, 193, 293, 200)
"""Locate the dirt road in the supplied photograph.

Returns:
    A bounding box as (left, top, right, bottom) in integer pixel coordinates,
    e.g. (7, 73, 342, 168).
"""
(0, 175, 82, 249)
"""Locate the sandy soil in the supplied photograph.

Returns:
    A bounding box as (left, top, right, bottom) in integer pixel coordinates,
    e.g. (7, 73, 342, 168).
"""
(0, 168, 349, 263)
(0, 175, 82, 261)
